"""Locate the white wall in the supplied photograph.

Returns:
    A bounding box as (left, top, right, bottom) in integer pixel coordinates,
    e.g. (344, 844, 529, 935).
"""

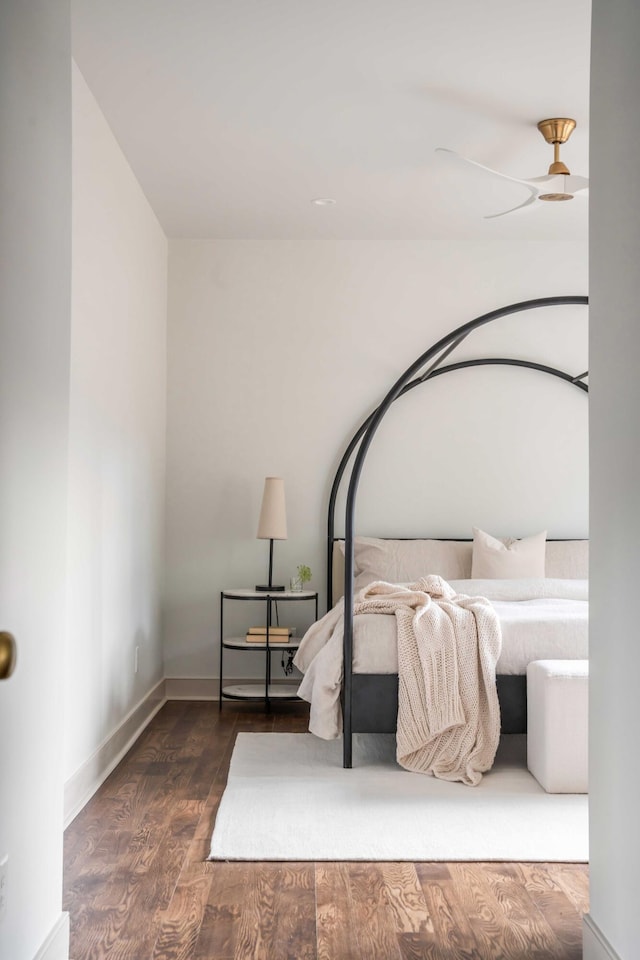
(65, 64, 168, 792)
(166, 239, 587, 681)
(586, 2, 640, 958)
(0, 2, 71, 958)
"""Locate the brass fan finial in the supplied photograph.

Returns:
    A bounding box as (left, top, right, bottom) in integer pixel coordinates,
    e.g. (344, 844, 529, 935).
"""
(537, 118, 576, 176)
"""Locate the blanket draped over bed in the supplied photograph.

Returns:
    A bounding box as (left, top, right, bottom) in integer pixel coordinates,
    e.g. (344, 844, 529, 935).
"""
(294, 575, 502, 786)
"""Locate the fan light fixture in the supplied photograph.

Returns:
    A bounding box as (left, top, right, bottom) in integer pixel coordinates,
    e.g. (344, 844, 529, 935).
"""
(436, 117, 588, 219)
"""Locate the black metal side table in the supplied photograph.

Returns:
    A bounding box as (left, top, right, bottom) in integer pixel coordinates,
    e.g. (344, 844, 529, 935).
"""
(219, 588, 318, 711)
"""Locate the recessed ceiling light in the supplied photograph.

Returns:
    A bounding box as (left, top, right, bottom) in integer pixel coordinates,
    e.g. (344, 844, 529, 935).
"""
(312, 197, 336, 206)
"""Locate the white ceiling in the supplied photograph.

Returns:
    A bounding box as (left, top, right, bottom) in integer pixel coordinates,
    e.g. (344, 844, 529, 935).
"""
(71, 0, 591, 241)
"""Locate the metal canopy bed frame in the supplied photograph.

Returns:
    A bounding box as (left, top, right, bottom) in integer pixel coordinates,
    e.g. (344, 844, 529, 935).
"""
(326, 295, 589, 768)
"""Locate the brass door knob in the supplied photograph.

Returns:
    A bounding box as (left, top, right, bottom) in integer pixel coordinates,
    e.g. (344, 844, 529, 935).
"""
(0, 632, 17, 680)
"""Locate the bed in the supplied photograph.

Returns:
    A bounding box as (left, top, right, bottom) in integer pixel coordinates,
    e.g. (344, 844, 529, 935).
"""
(295, 295, 589, 770)
(295, 535, 588, 758)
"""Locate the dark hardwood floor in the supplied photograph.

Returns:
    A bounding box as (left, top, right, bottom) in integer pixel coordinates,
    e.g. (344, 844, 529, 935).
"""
(63, 700, 589, 959)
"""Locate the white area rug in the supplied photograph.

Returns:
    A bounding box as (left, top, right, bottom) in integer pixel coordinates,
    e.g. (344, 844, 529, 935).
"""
(209, 733, 588, 862)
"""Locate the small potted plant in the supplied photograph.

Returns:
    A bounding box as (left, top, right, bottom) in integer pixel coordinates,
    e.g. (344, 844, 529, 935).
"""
(291, 564, 311, 592)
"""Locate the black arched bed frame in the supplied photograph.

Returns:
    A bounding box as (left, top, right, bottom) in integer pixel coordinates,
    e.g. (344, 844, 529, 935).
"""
(326, 295, 589, 767)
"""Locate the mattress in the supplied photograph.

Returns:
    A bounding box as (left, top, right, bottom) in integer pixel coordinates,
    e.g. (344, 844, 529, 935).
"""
(352, 596, 588, 675)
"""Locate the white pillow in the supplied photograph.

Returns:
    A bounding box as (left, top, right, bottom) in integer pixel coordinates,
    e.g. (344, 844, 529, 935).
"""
(471, 527, 547, 579)
(340, 537, 472, 591)
(544, 540, 589, 579)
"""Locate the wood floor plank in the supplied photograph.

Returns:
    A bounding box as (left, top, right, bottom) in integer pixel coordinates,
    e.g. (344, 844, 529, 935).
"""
(150, 865, 214, 960)
(186, 748, 226, 801)
(448, 862, 566, 959)
(518, 863, 584, 957)
(228, 863, 316, 960)
(379, 862, 436, 959)
(64, 807, 131, 881)
(193, 863, 250, 959)
(230, 861, 316, 960)
(344, 862, 404, 960)
(315, 863, 361, 960)
(270, 863, 316, 960)
(213, 718, 248, 786)
(232, 716, 276, 734)
(64, 788, 148, 892)
(67, 902, 142, 960)
(232, 862, 288, 960)
(192, 785, 224, 842)
(416, 863, 481, 959)
(272, 707, 311, 732)
(82, 939, 149, 960)
(446, 862, 506, 954)
(64, 703, 589, 960)
(479, 861, 567, 957)
(547, 862, 590, 916)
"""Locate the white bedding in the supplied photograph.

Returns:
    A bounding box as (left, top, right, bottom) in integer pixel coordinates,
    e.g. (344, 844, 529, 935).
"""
(294, 578, 588, 739)
(350, 578, 588, 676)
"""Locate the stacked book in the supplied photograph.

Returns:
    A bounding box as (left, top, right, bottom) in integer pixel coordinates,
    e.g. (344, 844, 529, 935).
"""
(245, 626, 293, 644)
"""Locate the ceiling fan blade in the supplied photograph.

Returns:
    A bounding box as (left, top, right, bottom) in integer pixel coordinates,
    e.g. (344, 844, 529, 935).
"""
(436, 147, 539, 219)
(483, 192, 539, 220)
(435, 147, 537, 192)
(564, 175, 589, 194)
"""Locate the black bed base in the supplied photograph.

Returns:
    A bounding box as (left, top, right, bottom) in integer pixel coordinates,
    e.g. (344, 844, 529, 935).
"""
(349, 674, 527, 736)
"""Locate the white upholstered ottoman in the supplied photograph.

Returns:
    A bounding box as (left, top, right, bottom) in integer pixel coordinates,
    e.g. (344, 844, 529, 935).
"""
(526, 659, 589, 793)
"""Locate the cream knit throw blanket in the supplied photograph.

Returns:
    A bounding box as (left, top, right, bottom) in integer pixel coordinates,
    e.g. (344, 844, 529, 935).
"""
(295, 575, 502, 784)
(355, 577, 502, 784)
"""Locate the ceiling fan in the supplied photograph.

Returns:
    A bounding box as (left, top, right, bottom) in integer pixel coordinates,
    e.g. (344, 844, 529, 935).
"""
(436, 118, 588, 219)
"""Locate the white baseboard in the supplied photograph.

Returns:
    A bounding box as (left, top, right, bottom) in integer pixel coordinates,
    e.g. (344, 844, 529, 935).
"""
(64, 679, 166, 827)
(583, 915, 623, 960)
(34, 912, 69, 960)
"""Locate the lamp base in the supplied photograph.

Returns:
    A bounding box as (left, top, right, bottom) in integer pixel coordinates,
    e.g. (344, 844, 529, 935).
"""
(255, 583, 285, 592)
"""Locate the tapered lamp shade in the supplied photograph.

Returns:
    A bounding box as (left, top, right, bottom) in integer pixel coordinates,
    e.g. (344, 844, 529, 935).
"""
(255, 477, 287, 591)
(257, 477, 287, 541)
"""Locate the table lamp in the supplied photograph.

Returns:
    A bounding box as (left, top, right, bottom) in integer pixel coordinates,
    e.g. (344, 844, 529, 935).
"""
(255, 476, 287, 591)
